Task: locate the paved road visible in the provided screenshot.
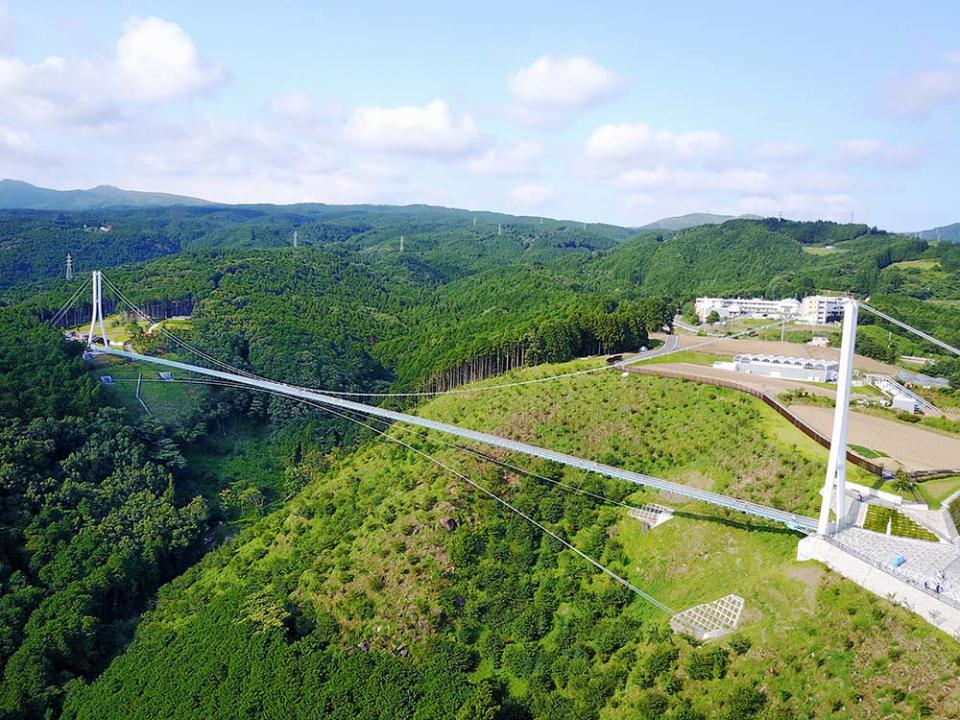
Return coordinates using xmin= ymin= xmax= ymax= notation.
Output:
xmin=620 ymin=335 xmax=680 ymax=366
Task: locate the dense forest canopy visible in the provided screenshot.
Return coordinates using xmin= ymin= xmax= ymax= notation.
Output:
xmin=0 ymin=206 xmax=958 ymax=718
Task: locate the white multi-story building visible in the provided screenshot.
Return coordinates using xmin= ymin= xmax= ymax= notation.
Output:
xmin=694 ymin=294 xmax=844 ymax=325
xmin=799 ymin=295 xmax=844 ymax=325
xmin=694 ymin=297 xmax=801 ymax=323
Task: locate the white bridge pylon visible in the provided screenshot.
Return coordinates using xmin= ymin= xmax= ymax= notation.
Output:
xmin=817 ymin=298 xmax=858 ymax=536
xmin=87 ymin=270 xmax=109 ymax=348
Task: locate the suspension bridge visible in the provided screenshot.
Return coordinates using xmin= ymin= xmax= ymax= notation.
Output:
xmin=58 ymin=270 xmax=960 ymax=634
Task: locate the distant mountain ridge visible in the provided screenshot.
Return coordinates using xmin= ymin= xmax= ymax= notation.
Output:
xmin=638 ymin=212 xmax=763 ymax=231
xmin=912 ymin=223 xmax=960 ymax=242
xmin=0 ymin=179 xmax=215 ymax=210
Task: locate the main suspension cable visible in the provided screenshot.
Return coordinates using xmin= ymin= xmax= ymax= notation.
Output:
xmin=860 ymin=302 xmax=960 ymax=357
xmin=303 ymin=397 xmax=676 ymax=614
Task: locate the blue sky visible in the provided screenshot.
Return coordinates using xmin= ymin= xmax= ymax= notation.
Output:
xmin=1 ymin=1 xmax=958 ymax=229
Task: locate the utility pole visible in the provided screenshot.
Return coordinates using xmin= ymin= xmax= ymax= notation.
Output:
xmin=65 ymin=254 xmax=73 ymax=281
xmin=817 ymin=298 xmax=858 ymax=535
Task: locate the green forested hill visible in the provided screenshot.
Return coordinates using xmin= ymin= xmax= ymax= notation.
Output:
xmin=59 ymin=361 xmax=960 ymax=719
xmin=1 ymin=211 xmax=960 ymax=718
xmin=0 ymin=204 xmax=633 ymax=289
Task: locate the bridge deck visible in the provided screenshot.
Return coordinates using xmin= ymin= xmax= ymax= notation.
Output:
xmin=94 ymin=347 xmax=818 ymax=532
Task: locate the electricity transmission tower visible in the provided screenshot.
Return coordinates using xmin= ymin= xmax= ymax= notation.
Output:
xmin=65 ymin=254 xmax=73 ymax=281
xmin=293 ymin=230 xmax=299 ymax=248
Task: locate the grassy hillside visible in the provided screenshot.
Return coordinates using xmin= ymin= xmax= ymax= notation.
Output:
xmin=61 ymin=361 xmax=958 ymax=720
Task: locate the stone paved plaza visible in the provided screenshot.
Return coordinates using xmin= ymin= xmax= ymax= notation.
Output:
xmin=831 ymin=527 xmax=960 ymax=607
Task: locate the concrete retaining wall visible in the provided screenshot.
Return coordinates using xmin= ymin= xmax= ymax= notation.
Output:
xmin=798 ymin=536 xmax=960 ymax=638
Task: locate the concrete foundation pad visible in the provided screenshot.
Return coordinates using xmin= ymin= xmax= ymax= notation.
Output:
xmin=798 ymin=535 xmax=960 ymax=638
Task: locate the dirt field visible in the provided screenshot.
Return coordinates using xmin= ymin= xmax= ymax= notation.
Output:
xmin=790 ymin=404 xmax=960 ymax=473
xmin=653 ymin=333 xmax=898 ymax=373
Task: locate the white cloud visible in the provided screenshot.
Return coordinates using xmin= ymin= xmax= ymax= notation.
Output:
xmin=756 ymin=140 xmax=811 ymax=163
xmin=0 ymin=124 xmax=30 ymax=152
xmin=509 ymin=55 xmax=622 ymax=110
xmin=613 ymin=166 xmax=771 ymax=194
xmin=507 ymin=55 xmax=622 ymax=125
xmin=119 ymin=112 xmax=446 ymax=205
xmin=266 ymin=91 xmax=318 ymax=124
xmin=116 ymin=17 xmax=222 ymax=102
xmin=343 ymin=99 xmax=480 ymax=156
xmin=885 ymin=50 xmax=960 ymax=116
xmin=465 ymin=140 xmax=542 ymax=176
xmin=508 ymin=183 xmax=553 ymax=209
xmin=733 ymin=193 xmax=853 ymax=221
xmin=584 ymin=123 xmax=729 ymax=163
xmin=835 ymin=138 xmax=922 ymax=167
xmin=134 ymin=114 xmax=339 ymax=178
xmin=836 ymin=138 xmax=883 ymax=163
xmin=0 ymin=16 xmax=221 ymax=129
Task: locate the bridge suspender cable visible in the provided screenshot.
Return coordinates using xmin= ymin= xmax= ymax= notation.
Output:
xmin=99 ymin=274 xmax=271 ymax=382
xmin=860 ymin=302 xmax=960 ymax=357
xmin=47 ymin=274 xmax=92 ymax=327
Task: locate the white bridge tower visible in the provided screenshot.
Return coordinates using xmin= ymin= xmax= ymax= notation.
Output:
xmin=817 ymin=297 xmax=858 ymax=535
xmin=87 ymin=270 xmax=110 ymax=348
